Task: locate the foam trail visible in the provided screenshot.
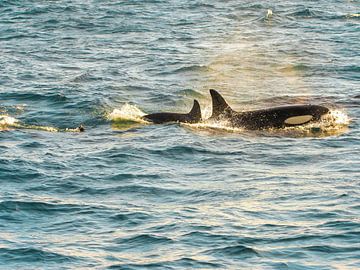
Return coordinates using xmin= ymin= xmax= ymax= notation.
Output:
xmin=0 ymin=115 xmax=83 ymax=132
xmin=347 ymin=13 xmax=360 ymax=18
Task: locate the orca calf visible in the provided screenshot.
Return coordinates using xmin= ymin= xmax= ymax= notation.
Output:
xmin=209 ymin=89 xmax=329 ymax=130
xmin=143 ymin=100 xmax=202 ymax=124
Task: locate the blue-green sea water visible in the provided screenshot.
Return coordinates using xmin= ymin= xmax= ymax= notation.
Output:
xmin=1 ymin=1 xmax=359 ymax=269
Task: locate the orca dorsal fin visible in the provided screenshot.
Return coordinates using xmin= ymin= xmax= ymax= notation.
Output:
xmin=187 ymin=99 xmax=202 ymax=122
xmin=209 ymin=89 xmax=233 ymax=118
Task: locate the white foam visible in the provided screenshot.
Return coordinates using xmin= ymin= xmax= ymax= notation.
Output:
xmin=183 ymin=119 xmax=245 ymax=133
xmin=323 ymin=109 xmax=350 ymax=126
xmin=0 ymin=115 xmax=19 ymax=126
xmin=266 ymin=9 xmax=273 ymax=19
xmin=108 ymin=103 xmax=146 ymax=122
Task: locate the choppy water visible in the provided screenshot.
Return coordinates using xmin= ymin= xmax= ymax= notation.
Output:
xmin=1 ymin=1 xmax=359 ymax=269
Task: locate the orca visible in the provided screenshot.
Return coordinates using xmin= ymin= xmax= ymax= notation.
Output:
xmin=143 ymin=99 xmax=202 ymax=124
xmin=209 ymin=89 xmax=329 ymax=130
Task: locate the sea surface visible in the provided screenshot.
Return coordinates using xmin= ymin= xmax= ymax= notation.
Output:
xmin=0 ymin=1 xmax=359 ymax=269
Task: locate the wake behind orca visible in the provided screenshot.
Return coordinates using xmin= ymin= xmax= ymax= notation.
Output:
xmin=142 ymin=89 xmax=330 ymax=130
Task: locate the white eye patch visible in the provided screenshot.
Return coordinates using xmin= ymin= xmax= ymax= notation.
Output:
xmin=284 ymin=115 xmax=313 ymax=125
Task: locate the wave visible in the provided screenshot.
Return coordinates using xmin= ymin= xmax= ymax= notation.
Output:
xmin=1 ymin=92 xmax=67 ymax=103
xmin=287 ymin=8 xmax=317 ymax=18
xmin=175 ymin=89 xmax=205 ymax=99
xmin=0 ymin=247 xmax=78 ymax=263
xmin=304 ymin=245 xmax=360 ymax=253
xmin=108 ymin=258 xmax=223 ymax=269
xmin=203 ymin=244 xmax=259 ymax=258
xmin=157 ymin=65 xmax=211 ymax=76
xmin=109 ymin=212 xmax=153 ymax=226
xmin=114 ymin=234 xmax=173 ymax=246
xmin=0 ymin=200 xmax=94 ymax=215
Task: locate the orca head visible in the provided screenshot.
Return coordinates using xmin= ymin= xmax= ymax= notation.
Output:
xmin=283 ymin=105 xmax=330 ymax=126
xmin=307 ymin=104 xmax=329 ymax=120
xmin=209 ymin=89 xmax=235 ymax=119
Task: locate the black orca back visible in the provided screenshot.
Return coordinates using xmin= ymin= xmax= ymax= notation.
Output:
xmin=143 ymin=99 xmax=201 ymax=124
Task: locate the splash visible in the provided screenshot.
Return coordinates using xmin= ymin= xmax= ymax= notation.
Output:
xmin=108 ymin=103 xmax=146 ymax=122
xmin=0 ymin=115 xmax=19 ymax=127
xmin=322 ymin=109 xmax=350 ymax=126
xmin=108 ymin=103 xmax=149 ymax=130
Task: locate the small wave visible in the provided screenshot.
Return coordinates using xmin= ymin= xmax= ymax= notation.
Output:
xmin=158 ymin=65 xmax=210 ymax=76
xmin=105 ymin=233 xmax=174 ymax=253
xmin=287 ymin=8 xmax=317 ymax=18
xmin=204 ymin=244 xmax=259 ymax=258
xmin=320 ymin=220 xmax=360 ymax=230
xmin=279 ymin=63 xmax=310 ymax=72
xmin=109 ymin=212 xmax=153 ymax=227
xmin=0 ymin=200 xmax=92 ymax=215
xmin=175 ymin=89 xmax=205 ymax=99
xmin=79 ymin=184 xmax=183 ymax=198
xmin=0 ymin=247 xmax=78 ymax=263
xmin=2 ymin=92 xmax=67 ymax=103
xmin=304 ymin=245 xmax=360 ymax=253
xmin=148 ymin=145 xmax=217 ymax=157
xmin=115 ymin=234 xmax=173 ymax=245
xmin=108 ymin=258 xmax=223 ymax=270
xmin=71 ymin=71 xmax=92 ymax=82
xmin=108 ymin=262 xmax=165 ymax=269
xmin=182 ymin=231 xmax=237 ymax=244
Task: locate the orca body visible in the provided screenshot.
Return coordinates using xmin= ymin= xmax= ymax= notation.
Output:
xmin=143 ymin=100 xmax=202 ymax=124
xmin=209 ymin=89 xmax=329 ymax=130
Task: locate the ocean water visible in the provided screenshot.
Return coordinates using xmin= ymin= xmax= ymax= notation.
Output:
xmin=0 ymin=0 xmax=359 ymax=269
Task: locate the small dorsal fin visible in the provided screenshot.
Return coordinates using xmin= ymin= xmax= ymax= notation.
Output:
xmin=188 ymin=99 xmax=202 ymax=122
xmin=209 ymin=89 xmax=233 ymax=118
